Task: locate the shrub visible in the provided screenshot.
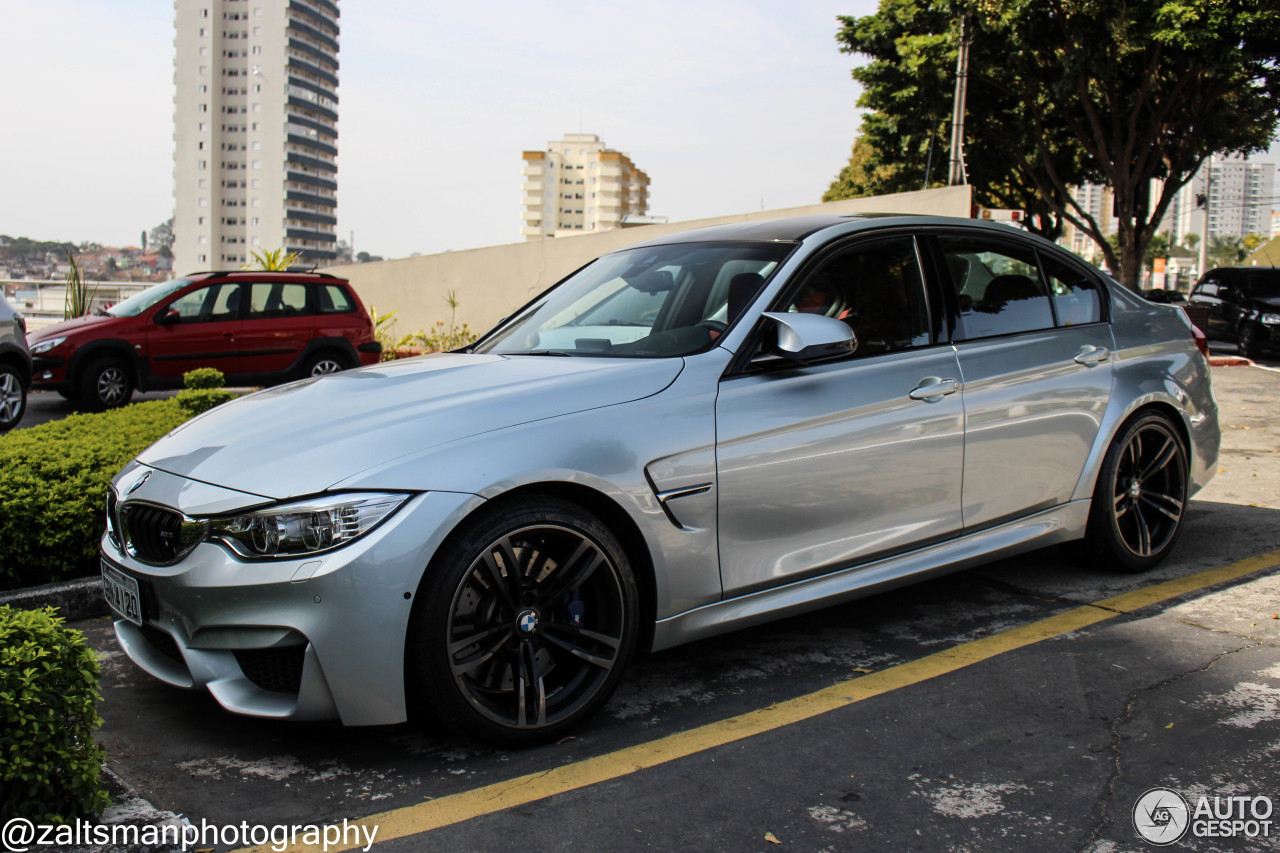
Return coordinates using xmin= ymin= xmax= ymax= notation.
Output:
xmin=0 ymin=400 xmax=187 ymax=590
xmin=176 ymin=368 xmax=235 ymax=417
xmin=182 ymin=367 xmax=225 ymax=390
xmin=0 ymin=605 xmax=109 ymax=823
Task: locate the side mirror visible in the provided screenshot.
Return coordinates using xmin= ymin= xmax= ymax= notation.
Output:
xmin=760 ymin=312 xmax=857 ymax=363
xmin=155 ymin=309 xmax=181 ymax=326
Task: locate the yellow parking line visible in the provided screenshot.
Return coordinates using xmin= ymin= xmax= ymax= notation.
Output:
xmin=241 ymin=548 xmax=1280 ymax=853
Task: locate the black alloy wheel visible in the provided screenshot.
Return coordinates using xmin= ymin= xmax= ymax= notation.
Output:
xmin=80 ymin=357 xmax=134 ymax=411
xmin=1237 ymin=322 xmax=1261 ymax=361
xmin=1075 ymin=411 xmax=1189 ymax=573
xmin=410 ymin=496 xmax=638 ymax=745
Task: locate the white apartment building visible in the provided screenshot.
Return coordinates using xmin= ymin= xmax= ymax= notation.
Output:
xmin=172 ymin=0 xmax=339 ymax=274
xmin=1167 ymin=154 xmax=1275 ymax=244
xmin=521 ymin=134 xmax=650 ymax=240
xmin=1060 ymin=183 xmax=1117 ymax=260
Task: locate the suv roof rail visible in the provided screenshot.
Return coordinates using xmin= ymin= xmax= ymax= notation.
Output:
xmin=183 ymin=270 xmax=344 ymax=280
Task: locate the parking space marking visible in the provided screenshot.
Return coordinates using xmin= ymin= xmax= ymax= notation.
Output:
xmin=240 ymin=548 xmax=1280 ymax=853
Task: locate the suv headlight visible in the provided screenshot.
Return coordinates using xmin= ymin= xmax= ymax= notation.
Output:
xmin=30 ymin=336 xmax=67 ymax=354
xmin=208 ymin=492 xmax=410 ymax=559
xmin=1261 ymin=313 xmax=1280 ymax=325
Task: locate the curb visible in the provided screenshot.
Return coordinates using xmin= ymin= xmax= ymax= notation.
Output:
xmin=0 ymin=575 xmax=107 ymax=620
xmin=1209 ymin=356 xmax=1254 ymax=367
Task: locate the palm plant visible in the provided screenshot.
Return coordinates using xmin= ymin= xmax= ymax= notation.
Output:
xmin=62 ymin=250 xmax=97 ymax=319
xmin=242 ymin=248 xmax=302 ymax=271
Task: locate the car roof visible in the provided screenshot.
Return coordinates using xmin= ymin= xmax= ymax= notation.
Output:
xmin=621 ymin=214 xmax=1041 ymax=249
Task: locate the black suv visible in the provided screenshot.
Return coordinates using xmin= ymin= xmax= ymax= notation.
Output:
xmin=1188 ymin=267 xmax=1280 ymax=359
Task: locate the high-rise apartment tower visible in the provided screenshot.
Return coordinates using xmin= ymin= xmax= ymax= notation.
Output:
xmin=521 ymin=134 xmax=650 ymax=240
xmin=172 ymin=0 xmax=339 ymax=273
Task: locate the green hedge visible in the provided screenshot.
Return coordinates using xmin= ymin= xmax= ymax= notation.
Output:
xmin=0 ymin=605 xmax=109 ymax=822
xmin=0 ymin=401 xmax=187 ymax=590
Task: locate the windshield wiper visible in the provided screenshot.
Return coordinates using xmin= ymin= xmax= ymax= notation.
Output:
xmin=506 ymin=349 xmax=574 ymax=357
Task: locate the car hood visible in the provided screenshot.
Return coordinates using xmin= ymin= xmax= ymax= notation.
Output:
xmin=27 ymin=312 xmax=131 ymax=342
xmin=139 ymin=353 xmax=684 ymax=500
xmin=1252 ymin=295 xmax=1280 ymax=312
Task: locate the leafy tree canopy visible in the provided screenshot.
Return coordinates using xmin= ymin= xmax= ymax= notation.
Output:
xmin=830 ymin=0 xmax=1280 ymax=288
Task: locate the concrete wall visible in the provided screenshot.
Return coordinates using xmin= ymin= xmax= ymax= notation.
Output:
xmin=323 ymin=186 xmax=973 ymax=336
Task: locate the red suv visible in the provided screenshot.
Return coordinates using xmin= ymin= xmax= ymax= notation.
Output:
xmin=27 ymin=271 xmax=382 ymax=410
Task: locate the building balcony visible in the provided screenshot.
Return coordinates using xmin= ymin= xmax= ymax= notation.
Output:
xmin=286 ymin=152 xmax=338 ymax=174
xmin=288 ymin=0 xmax=339 ymax=36
xmin=288 ymin=76 xmax=338 ymax=106
xmin=288 ymin=37 xmax=338 ymax=71
xmin=285 ymin=208 xmax=338 ymax=226
xmin=524 ymin=182 xmax=544 ymax=193
xmin=287 ymin=134 xmax=338 ymax=157
xmin=286 ymin=227 xmax=336 ymax=244
xmin=286 ymin=171 xmax=337 ymax=192
xmin=522 ymin=194 xmax=544 ymax=206
xmin=287 ymin=55 xmax=339 ymax=88
xmin=286 ymin=190 xmax=336 ymax=208
xmin=522 ymin=166 xmax=544 ymax=177
xmin=286 ymin=16 xmax=338 ymax=52
xmin=287 ymin=96 xmax=337 ymax=123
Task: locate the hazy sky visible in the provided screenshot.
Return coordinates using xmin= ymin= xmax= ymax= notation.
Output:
xmin=0 ymin=0 xmax=882 ymax=259
xmin=2 ymin=1 xmax=1276 ymax=260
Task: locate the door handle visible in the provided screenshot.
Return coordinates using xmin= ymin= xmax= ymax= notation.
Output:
xmin=1074 ymin=345 xmax=1110 ymax=366
xmin=909 ymin=377 xmax=961 ymax=401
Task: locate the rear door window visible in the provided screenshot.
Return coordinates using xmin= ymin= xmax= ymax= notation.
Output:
xmin=1041 ymin=254 xmax=1102 ymax=326
xmin=938 ymin=236 xmax=1054 ymax=339
xmin=246 ymin=282 xmax=310 ymax=319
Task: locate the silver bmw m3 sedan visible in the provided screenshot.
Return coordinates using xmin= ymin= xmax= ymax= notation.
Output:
xmin=102 ymin=215 xmax=1219 ymax=745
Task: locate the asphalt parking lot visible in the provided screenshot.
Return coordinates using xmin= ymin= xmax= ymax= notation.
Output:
xmin=64 ymin=359 xmax=1280 ymax=853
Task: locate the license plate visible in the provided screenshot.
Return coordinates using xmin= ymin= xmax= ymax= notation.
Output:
xmin=101 ymin=561 xmax=142 ymax=626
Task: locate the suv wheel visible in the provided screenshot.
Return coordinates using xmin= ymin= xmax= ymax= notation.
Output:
xmin=1237 ymin=322 xmax=1261 ymax=361
xmin=80 ymin=357 xmax=134 ymax=411
xmin=0 ymin=363 xmax=26 ymax=431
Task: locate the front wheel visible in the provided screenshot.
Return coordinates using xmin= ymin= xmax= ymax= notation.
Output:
xmin=0 ymin=364 xmax=26 ymax=431
xmin=408 ymin=495 xmax=639 ymax=746
xmin=1074 ymin=412 xmax=1189 ymax=573
xmin=79 ymin=357 xmax=133 ymax=411
xmin=1238 ymin=322 xmax=1261 ymax=360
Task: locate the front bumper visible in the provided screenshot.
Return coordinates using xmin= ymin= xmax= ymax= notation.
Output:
xmin=103 ymin=469 xmax=484 ymax=726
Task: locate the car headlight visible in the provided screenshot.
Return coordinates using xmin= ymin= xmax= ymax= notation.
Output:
xmin=208 ymin=492 xmax=410 ymax=559
xmin=1261 ymin=313 xmax=1280 ymax=325
xmin=30 ymin=336 xmax=67 ymax=354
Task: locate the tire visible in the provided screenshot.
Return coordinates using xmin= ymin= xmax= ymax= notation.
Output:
xmin=1237 ymin=322 xmax=1261 ymax=361
xmin=0 ymin=364 xmax=26 ymax=431
xmin=303 ymin=350 xmax=348 ymax=377
xmin=1074 ymin=411 xmax=1189 ymax=573
xmin=79 ymin=357 xmax=133 ymax=411
xmin=408 ymin=495 xmax=639 ymax=746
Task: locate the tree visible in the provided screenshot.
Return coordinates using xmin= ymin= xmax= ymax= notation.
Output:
xmin=148 ymin=219 xmax=173 ymax=251
xmin=1207 ymin=235 xmax=1246 ymax=267
xmin=832 ymin=0 xmax=1280 ymax=289
xmin=355 ymin=251 xmax=383 ymax=264
xmin=243 ymin=248 xmax=301 ymax=271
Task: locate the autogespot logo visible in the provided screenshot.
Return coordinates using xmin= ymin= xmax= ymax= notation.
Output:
xmin=1134 ymin=788 xmax=1191 ymax=845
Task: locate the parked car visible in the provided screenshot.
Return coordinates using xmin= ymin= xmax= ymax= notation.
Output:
xmin=26 ymin=270 xmax=381 ymax=410
xmin=0 ymin=292 xmax=33 ymax=431
xmin=1140 ymin=287 xmax=1187 ymax=305
xmin=102 ymin=215 xmax=1219 ymax=745
xmin=1187 ymin=266 xmax=1280 ymax=359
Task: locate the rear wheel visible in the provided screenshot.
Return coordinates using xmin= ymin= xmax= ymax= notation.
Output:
xmin=0 ymin=364 xmax=26 ymax=431
xmin=1073 ymin=411 xmax=1189 ymax=573
xmin=303 ymin=350 xmax=348 ymax=377
xmin=79 ymin=357 xmax=133 ymax=411
xmin=408 ymin=495 xmax=638 ymax=746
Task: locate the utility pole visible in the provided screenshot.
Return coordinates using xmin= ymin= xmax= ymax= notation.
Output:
xmin=948 ymin=13 xmax=970 ymax=187
xmin=1198 ymin=163 xmax=1212 ymax=275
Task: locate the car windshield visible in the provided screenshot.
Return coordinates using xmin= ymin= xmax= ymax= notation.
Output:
xmin=106 ymin=279 xmax=194 ymax=317
xmin=1239 ymin=272 xmax=1280 ymax=299
xmin=475 ymin=241 xmax=793 ymax=358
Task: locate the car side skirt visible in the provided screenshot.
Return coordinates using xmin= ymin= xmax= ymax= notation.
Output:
xmin=651 ymin=500 xmax=1090 ymax=651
